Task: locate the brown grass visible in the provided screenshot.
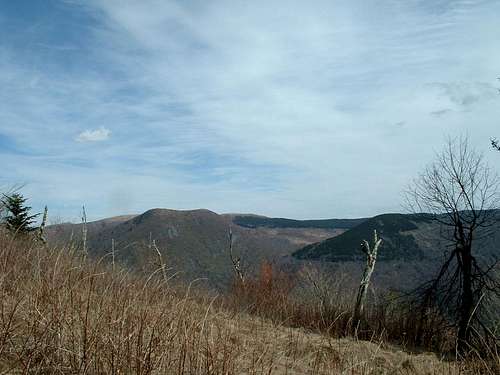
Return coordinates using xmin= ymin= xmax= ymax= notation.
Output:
xmin=0 ymin=232 xmax=497 ymax=374
xmin=227 ymin=261 xmax=449 ymax=348
xmin=226 ymin=261 xmax=500 ymax=373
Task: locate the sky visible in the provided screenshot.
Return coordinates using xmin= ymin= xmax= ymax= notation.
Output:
xmin=1 ymin=0 xmax=499 ymax=222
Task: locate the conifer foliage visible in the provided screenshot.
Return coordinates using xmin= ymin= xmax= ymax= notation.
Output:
xmin=1 ymin=193 xmax=39 ymax=234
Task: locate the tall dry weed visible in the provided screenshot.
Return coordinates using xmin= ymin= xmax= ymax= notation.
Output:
xmin=0 ymin=231 xmax=498 ymax=374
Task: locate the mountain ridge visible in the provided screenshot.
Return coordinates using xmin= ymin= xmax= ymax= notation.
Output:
xmin=47 ymin=208 xmax=500 ymax=290
xmin=47 ymin=208 xmax=349 ymax=288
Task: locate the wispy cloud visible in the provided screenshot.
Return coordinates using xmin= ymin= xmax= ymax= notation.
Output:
xmin=431 ymin=82 xmax=498 ymax=107
xmin=76 ymin=127 xmax=111 ymax=142
xmin=0 ymin=0 xmax=499 ymax=220
xmin=430 ymin=109 xmax=451 ymax=117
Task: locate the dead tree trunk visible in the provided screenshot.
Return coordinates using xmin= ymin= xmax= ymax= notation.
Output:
xmin=36 ymin=206 xmax=48 ymax=281
xmin=37 ymin=206 xmax=48 ymax=244
xmin=353 ymin=230 xmax=382 ymax=329
xmin=457 ymin=243 xmax=474 ymax=352
xmin=228 ymin=227 xmax=245 ymax=285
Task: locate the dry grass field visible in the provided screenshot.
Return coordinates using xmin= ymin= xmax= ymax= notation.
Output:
xmin=0 ymin=231 xmax=497 ymax=374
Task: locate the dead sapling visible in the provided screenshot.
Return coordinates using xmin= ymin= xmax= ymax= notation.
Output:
xmin=111 ymin=238 xmax=115 ymax=271
xmin=81 ymin=205 xmax=88 ymax=260
xmin=228 ymin=227 xmax=245 ymax=286
xmin=152 ymin=239 xmax=168 ymax=284
xmin=35 ymin=205 xmax=48 ymax=280
xmin=353 ymin=229 xmax=382 ymax=331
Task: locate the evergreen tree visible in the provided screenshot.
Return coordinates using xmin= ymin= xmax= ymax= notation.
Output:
xmin=1 ymin=193 xmax=39 ymax=234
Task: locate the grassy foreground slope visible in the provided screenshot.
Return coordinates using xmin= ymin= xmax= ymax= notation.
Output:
xmin=0 ymin=232 xmax=492 ymax=374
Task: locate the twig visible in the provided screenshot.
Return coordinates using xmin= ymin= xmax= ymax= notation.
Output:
xmin=81 ymin=205 xmax=87 ymax=260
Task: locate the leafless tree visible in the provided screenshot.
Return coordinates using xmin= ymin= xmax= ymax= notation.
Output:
xmin=299 ymin=264 xmax=337 ymax=309
xmin=405 ymin=136 xmax=500 ymax=354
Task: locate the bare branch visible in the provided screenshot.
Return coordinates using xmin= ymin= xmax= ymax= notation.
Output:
xmin=491 ymin=138 xmax=500 ymax=152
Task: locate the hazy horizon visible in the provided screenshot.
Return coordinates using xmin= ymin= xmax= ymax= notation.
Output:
xmin=1 ymin=0 xmax=499 ymax=222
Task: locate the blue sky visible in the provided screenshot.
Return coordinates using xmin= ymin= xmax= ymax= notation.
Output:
xmin=1 ymin=0 xmax=499 ymax=221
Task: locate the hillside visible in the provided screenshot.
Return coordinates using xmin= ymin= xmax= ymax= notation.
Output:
xmin=293 ymin=212 xmax=500 ymax=262
xmin=48 ymin=210 xmax=500 ymax=292
xmin=293 ymin=214 xmax=432 ymax=261
xmin=47 ymin=209 xmax=347 ymax=288
xmin=232 ymin=215 xmax=367 ymax=229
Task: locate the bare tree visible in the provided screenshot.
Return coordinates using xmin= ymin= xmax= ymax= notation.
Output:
xmin=405 ymin=136 xmax=500 ymax=354
xmin=353 ymin=230 xmax=382 ymax=329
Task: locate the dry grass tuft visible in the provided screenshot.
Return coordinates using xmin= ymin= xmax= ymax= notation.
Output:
xmin=0 ymin=232 xmax=497 ymax=374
